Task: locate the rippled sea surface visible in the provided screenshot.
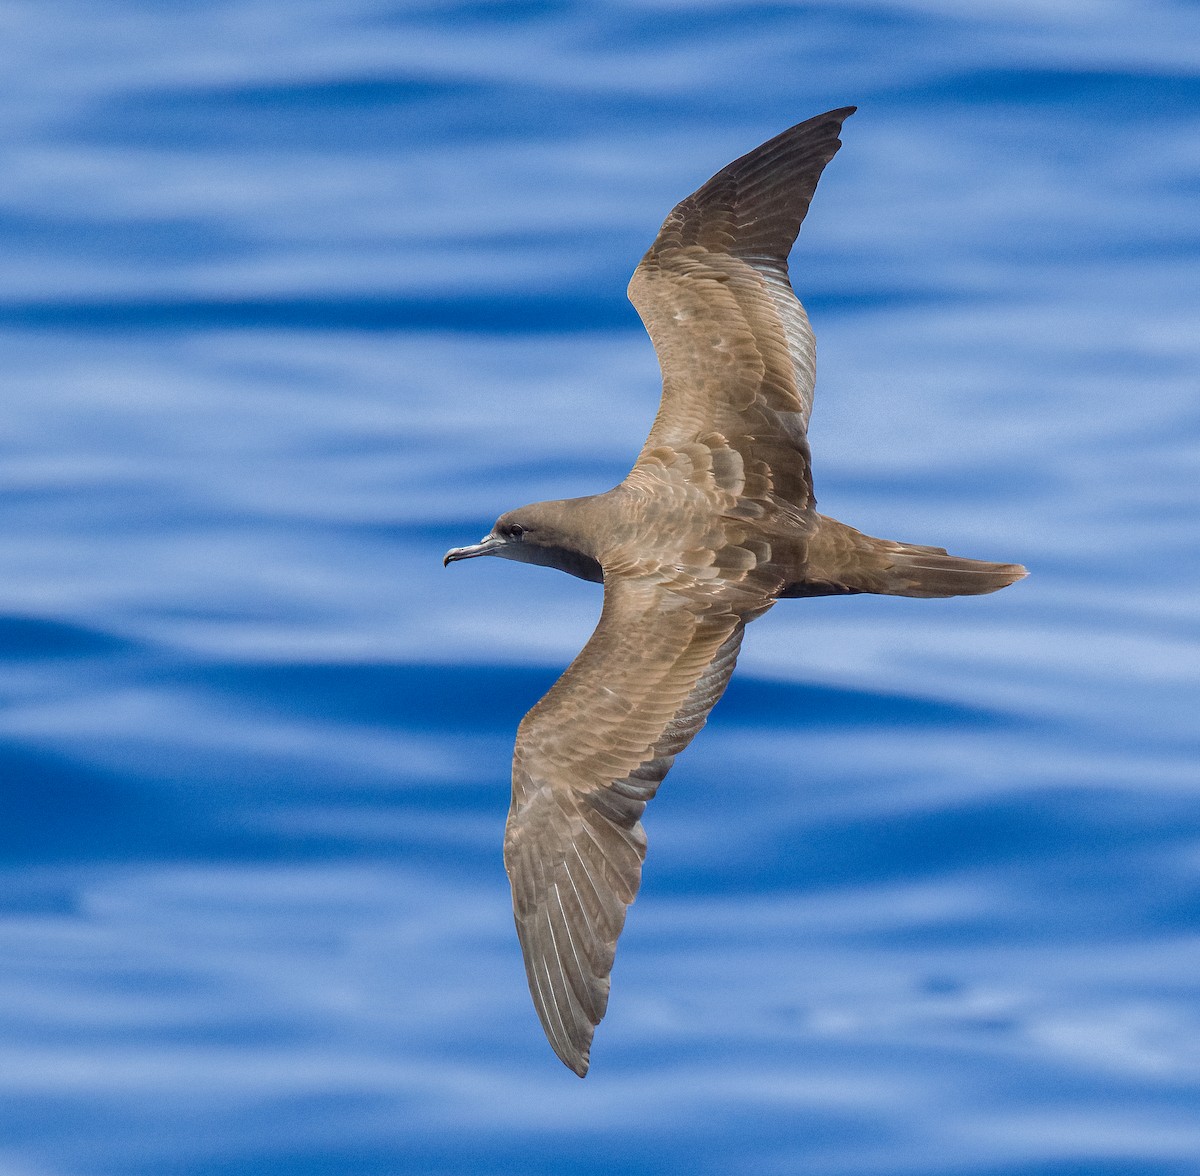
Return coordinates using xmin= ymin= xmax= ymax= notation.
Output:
xmin=3 ymin=2 xmax=1199 ymax=1173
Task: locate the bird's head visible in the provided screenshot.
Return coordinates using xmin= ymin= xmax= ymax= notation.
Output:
xmin=442 ymin=507 xmax=537 ymax=566
xmin=443 ymin=500 xmax=604 ymax=583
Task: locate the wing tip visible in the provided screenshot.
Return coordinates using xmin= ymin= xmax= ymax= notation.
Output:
xmin=641 ymin=104 xmax=861 ymax=264
xmin=783 ymin=104 xmax=857 ymax=155
xmin=815 ymin=104 xmax=857 ymax=127
xmin=547 ymin=1024 xmax=594 ymax=1077
xmin=565 ymin=1048 xmax=591 ymax=1078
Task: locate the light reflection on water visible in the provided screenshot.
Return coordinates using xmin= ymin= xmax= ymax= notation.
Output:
xmin=1 ymin=2 xmax=1199 ymax=1173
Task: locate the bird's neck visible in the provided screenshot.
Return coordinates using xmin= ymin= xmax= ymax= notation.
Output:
xmin=523 ymin=494 xmax=613 ymax=583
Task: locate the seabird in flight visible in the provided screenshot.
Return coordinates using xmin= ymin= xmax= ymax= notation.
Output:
xmin=444 ymin=107 xmax=1025 ymax=1076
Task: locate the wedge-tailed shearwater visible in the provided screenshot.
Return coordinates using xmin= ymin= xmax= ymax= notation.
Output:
xmin=444 ymin=107 xmax=1025 ymax=1076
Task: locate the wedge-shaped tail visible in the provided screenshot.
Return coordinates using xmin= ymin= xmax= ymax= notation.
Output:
xmin=786 ymin=517 xmax=1027 ymax=599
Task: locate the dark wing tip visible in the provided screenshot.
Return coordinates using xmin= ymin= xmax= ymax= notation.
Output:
xmin=508 ymin=824 xmax=624 ymax=1080
xmin=564 ymin=1043 xmax=591 ymax=1078
xmin=527 ymin=956 xmax=598 ymax=1077
xmin=648 ymin=105 xmax=858 ymax=263
xmin=715 ymin=105 xmax=857 ymax=191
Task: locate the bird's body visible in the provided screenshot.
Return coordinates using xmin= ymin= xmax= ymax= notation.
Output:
xmin=444 ymin=107 xmax=1025 ymax=1076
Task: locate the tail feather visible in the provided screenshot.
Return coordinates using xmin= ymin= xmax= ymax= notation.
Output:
xmin=786 ymin=517 xmax=1027 ymax=600
xmin=876 ymin=544 xmax=1028 ymax=598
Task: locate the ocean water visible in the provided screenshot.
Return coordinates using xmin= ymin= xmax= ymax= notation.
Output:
xmin=2 ymin=1 xmax=1199 ymax=1173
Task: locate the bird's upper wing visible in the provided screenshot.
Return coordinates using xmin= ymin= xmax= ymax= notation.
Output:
xmin=504 ymin=575 xmax=747 ymax=1075
xmin=628 ymin=107 xmax=855 ymax=517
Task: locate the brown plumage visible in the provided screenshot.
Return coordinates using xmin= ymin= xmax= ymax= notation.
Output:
xmin=444 ymin=107 xmax=1026 ymax=1076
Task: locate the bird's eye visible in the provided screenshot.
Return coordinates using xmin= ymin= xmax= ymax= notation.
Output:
xmin=507 ymin=524 xmax=526 ymax=539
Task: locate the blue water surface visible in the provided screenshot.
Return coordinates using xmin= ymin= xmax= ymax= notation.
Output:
xmin=2 ymin=2 xmax=1199 ymax=1173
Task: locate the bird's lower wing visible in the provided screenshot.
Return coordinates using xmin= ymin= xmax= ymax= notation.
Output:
xmin=505 ymin=577 xmax=746 ymax=1075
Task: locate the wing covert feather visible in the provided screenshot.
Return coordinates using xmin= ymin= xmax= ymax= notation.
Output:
xmin=628 ymin=107 xmax=855 ymax=513
xmin=505 ymin=579 xmax=745 ymax=1075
